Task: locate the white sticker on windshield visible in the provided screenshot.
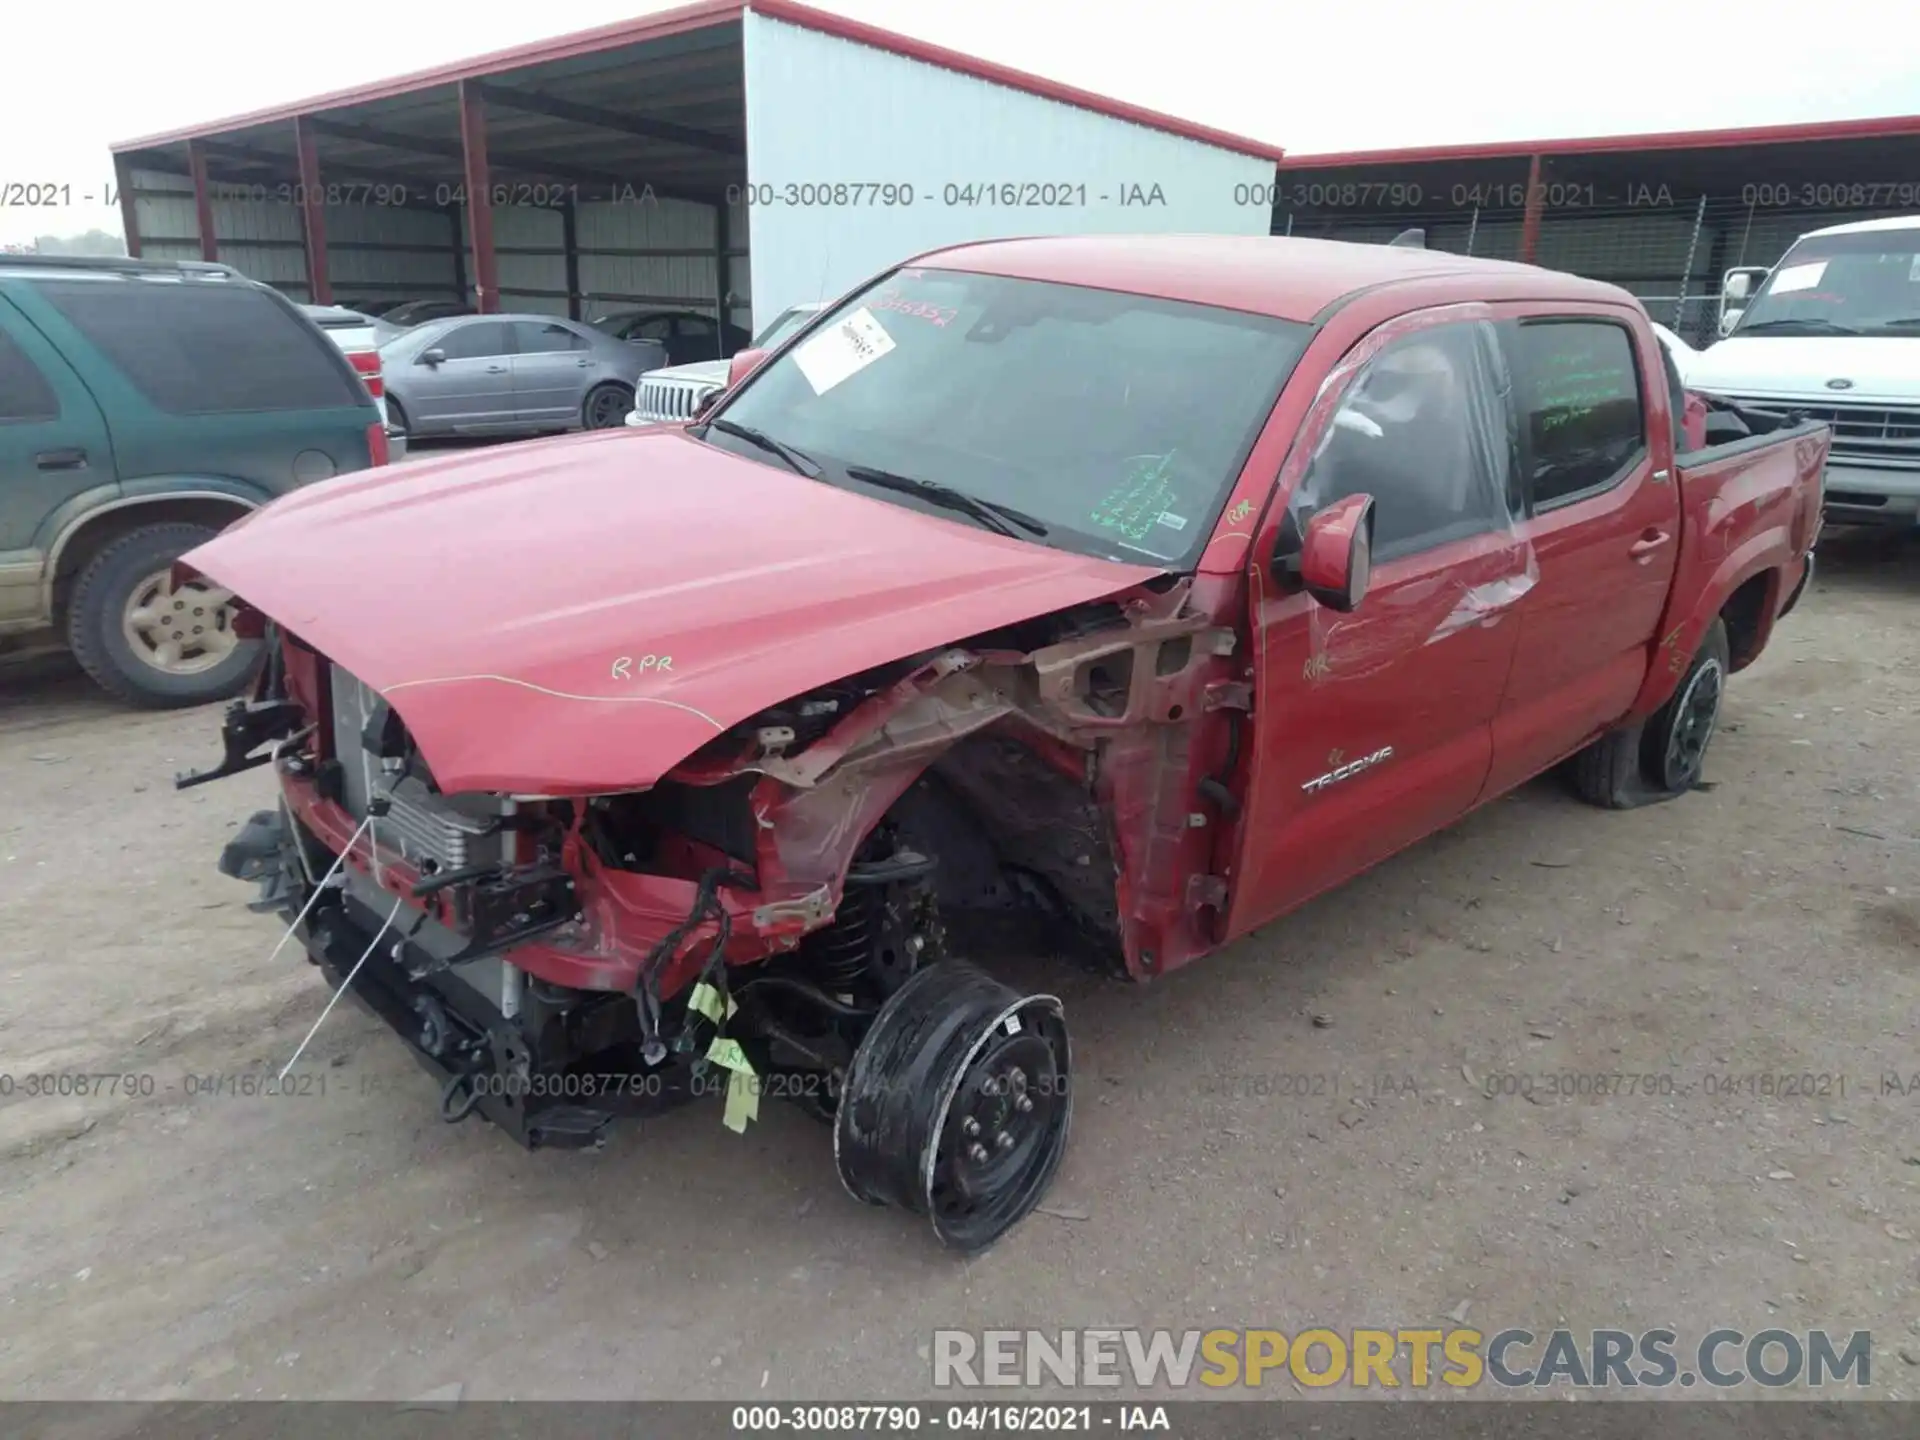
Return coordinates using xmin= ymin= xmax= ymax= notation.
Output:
xmin=1910 ymin=254 xmax=1920 ymax=283
xmin=1156 ymin=511 xmax=1188 ymax=531
xmin=792 ymin=307 xmax=896 ymax=395
xmin=1770 ymin=261 xmax=1827 ymax=294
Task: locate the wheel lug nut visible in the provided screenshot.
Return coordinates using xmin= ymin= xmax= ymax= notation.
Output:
xmin=967 ymin=1142 xmax=989 ymax=1164
xmin=996 ymin=1130 xmax=1014 ymax=1151
xmin=963 ymin=1117 xmax=980 ymax=1137
xmin=1014 ymin=1093 xmax=1033 ymax=1113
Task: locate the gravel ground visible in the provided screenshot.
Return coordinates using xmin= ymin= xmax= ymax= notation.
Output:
xmin=0 ymin=526 xmax=1916 ymax=1404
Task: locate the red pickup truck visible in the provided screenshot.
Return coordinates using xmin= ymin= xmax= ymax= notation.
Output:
xmin=178 ymin=235 xmax=1826 ymax=1254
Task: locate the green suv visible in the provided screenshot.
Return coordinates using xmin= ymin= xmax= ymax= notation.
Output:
xmin=0 ymin=255 xmax=386 ymax=705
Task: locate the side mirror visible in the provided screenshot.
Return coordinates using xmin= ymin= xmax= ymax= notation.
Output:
xmin=693 ymin=388 xmax=723 ymax=420
xmin=1297 ymin=494 xmax=1376 ymax=613
xmin=726 ymin=347 xmax=769 ymax=389
xmin=419 ymin=348 xmax=445 ymax=367
xmin=1718 ymin=266 xmax=1768 ymax=335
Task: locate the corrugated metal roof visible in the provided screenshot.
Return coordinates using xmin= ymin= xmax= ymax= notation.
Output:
xmin=1279 ymin=114 xmax=1920 ymax=169
xmin=111 ymin=0 xmax=1286 ymax=163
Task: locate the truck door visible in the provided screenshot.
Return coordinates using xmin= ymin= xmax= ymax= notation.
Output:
xmin=0 ymin=298 xmax=115 ymax=627
xmin=1478 ymin=307 xmax=1682 ymax=800
xmin=1227 ymin=309 xmax=1531 ymax=937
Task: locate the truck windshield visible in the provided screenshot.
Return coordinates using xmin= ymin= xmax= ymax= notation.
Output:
xmin=1734 ymin=228 xmax=1920 ymax=335
xmin=702 ymin=268 xmax=1312 ymax=566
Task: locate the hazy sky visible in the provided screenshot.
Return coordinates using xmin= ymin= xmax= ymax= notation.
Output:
xmin=3 ymin=0 xmax=1916 ymax=244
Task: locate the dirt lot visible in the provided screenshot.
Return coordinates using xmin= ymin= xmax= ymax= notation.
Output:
xmin=1 ymin=527 xmax=1917 ymax=1404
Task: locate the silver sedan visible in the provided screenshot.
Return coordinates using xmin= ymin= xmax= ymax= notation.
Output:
xmin=379 ymin=314 xmax=668 ymax=441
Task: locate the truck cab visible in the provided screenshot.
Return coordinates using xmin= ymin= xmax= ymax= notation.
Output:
xmin=1693 ymin=215 xmax=1920 ymax=527
xmin=179 ymin=235 xmax=1826 ymax=1253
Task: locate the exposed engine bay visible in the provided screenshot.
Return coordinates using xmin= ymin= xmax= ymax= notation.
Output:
xmin=185 ymin=573 xmax=1248 ymax=1251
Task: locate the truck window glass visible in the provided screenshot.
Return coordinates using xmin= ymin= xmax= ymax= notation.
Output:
xmin=1733 ymin=228 xmax=1920 ymax=334
xmin=32 ymin=279 xmax=361 ymax=415
xmin=1511 ymin=319 xmax=1645 ymax=507
xmin=436 ymin=321 xmax=515 ymax=360
xmin=514 ymin=321 xmax=586 ymax=354
xmin=1294 ymin=319 xmax=1516 ymax=560
xmin=708 ymin=270 xmax=1313 ymax=568
xmin=0 ymin=329 xmax=60 ymax=422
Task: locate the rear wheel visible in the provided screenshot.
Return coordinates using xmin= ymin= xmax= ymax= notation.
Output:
xmin=66 ymin=521 xmax=260 ymax=708
xmin=833 ymin=961 xmax=1070 ymax=1255
xmin=1568 ymin=618 xmax=1729 ymax=807
xmin=1641 ymin=618 xmax=1729 ymax=793
xmin=583 ymin=383 xmax=632 ymax=430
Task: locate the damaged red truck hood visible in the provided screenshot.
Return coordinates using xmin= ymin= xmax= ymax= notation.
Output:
xmin=187 ymin=427 xmax=1161 ymax=795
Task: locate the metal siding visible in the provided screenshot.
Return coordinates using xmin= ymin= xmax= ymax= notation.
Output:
xmin=575 ymin=196 xmax=730 ymax=317
xmin=741 ymin=14 xmax=1274 ymax=329
xmin=133 ymin=167 xmax=458 ymax=302
xmin=460 ymin=206 xmax=567 ymax=310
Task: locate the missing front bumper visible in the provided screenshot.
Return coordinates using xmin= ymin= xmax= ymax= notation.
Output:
xmin=224 ymin=810 xmax=699 ymax=1151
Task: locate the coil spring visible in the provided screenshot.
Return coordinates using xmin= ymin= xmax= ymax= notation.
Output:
xmin=813 ymin=885 xmax=876 ymax=992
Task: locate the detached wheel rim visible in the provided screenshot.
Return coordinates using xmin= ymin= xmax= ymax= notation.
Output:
xmin=929 ymin=1027 xmax=1063 ymax=1235
xmin=834 ymin=962 xmax=1071 ymax=1254
xmin=587 ymin=388 xmax=628 ymax=428
xmin=1664 ymin=656 xmax=1723 ymax=789
xmin=120 ymin=568 xmax=239 ymax=676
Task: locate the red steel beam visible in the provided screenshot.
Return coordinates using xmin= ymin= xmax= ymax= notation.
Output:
xmin=187 ymin=140 xmax=219 ymax=262
xmin=458 ymin=79 xmax=499 ymax=314
xmin=113 ymin=154 xmax=143 ymax=258
xmin=293 ymin=116 xmax=333 ymax=304
xmin=1519 ymin=154 xmax=1545 ymax=265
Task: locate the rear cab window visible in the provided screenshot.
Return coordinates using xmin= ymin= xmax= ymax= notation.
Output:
xmin=1507 ymin=319 xmax=1647 ymax=509
xmin=31 ymin=278 xmax=366 ymax=415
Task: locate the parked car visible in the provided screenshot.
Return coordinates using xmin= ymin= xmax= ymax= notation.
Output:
xmin=178 ymin=235 xmax=1824 ymax=1253
xmin=301 ymin=304 xmax=406 ymax=461
xmin=379 ymin=314 xmax=665 ymax=440
xmin=1691 ymin=215 xmax=1920 ymax=528
xmin=590 ymin=306 xmax=750 ymax=366
xmin=302 ymin=303 xmax=402 ymax=350
xmin=628 ymin=301 xmax=827 ymax=425
xmin=0 ymin=255 xmax=386 ymax=705
xmin=382 ymin=298 xmax=474 ymax=328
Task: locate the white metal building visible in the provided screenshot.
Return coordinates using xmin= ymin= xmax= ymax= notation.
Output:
xmin=109 ymin=0 xmax=1286 ymax=335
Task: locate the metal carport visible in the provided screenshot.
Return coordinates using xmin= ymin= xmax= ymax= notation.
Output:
xmin=1266 ymin=116 xmax=1920 ymax=343
xmin=109 ymin=0 xmax=1287 ymax=337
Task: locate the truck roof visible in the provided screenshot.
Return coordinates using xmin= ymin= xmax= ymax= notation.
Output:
xmin=1799 ymin=214 xmax=1920 ymax=240
xmin=912 ymin=234 xmax=1635 ymax=324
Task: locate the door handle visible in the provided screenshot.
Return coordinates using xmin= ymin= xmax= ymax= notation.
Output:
xmin=35 ymin=447 xmax=87 ymax=471
xmin=486 ymin=364 xmax=508 ymax=373
xmin=1629 ymin=529 xmax=1672 ymax=560
xmin=576 ymin=359 xmax=591 ymax=367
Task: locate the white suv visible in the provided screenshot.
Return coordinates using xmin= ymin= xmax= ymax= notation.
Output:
xmin=626 ymin=302 xmax=827 ymax=426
